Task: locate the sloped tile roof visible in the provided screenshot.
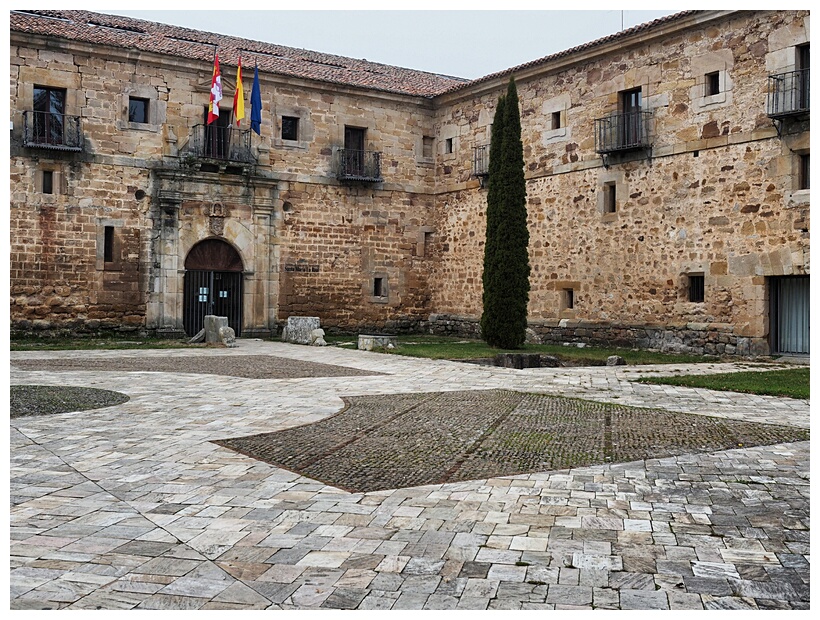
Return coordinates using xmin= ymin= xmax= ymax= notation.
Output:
xmin=9 ymin=9 xmax=468 ymax=98
xmin=439 ymin=10 xmax=699 ymax=95
xmin=10 ymin=9 xmax=698 ymax=99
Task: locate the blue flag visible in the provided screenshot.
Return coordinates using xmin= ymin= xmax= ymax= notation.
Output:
xmin=250 ymin=65 xmax=262 ymax=135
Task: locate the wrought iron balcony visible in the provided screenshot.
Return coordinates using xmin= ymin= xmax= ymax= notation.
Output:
xmin=472 ymin=144 xmax=490 ymax=177
xmin=594 ymin=110 xmax=652 ymax=154
xmin=185 ymin=124 xmax=255 ymax=163
xmin=767 ymin=68 xmax=810 ymax=119
xmin=337 ymin=148 xmax=382 ymax=182
xmin=22 ymin=110 xmax=83 ymax=151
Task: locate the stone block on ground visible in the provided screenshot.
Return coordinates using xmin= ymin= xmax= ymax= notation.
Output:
xmin=606 ymin=355 xmax=627 ymax=366
xmin=310 ymin=328 xmax=327 ymax=346
xmin=358 ymin=334 xmax=398 ymax=351
xmin=282 ymin=317 xmax=321 ymax=345
xmin=204 ymin=315 xmax=231 ymax=346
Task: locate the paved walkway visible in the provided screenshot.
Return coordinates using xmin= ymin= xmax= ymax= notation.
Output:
xmin=10 ymin=341 xmax=810 ymax=609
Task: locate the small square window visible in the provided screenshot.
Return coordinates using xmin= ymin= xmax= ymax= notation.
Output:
xmin=799 ymin=153 xmax=810 ymax=190
xmin=604 ymin=182 xmax=617 ymax=214
xmin=705 ymin=72 xmax=720 ymax=96
xmin=42 ymin=170 xmax=54 ymax=194
xmin=422 ymin=136 xmax=434 ymax=158
xmin=445 ymin=138 xmax=454 ymax=154
xmin=282 ymin=116 xmax=299 ymax=141
xmin=128 ymin=97 xmax=149 ymax=124
xmin=688 ymin=274 xmax=705 ymax=303
xmin=551 ymin=111 xmax=562 ymax=130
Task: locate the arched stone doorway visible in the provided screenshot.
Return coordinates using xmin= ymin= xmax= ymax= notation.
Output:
xmin=183 ymin=238 xmax=244 ymax=336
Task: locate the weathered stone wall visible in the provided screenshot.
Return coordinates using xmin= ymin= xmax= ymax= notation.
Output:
xmin=276 ymin=183 xmax=436 ymax=333
xmin=429 ymin=10 xmax=810 ymax=354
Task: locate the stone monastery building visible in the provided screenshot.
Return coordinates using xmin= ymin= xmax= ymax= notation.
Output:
xmin=9 ymin=9 xmax=810 ymax=356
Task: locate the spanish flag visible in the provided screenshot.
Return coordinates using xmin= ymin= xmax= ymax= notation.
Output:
xmin=233 ymin=56 xmax=245 ymax=127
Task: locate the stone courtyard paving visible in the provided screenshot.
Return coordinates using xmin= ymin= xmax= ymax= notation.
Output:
xmin=9 ymin=340 xmax=810 ymax=609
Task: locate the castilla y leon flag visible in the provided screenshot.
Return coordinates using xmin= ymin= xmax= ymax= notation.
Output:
xmin=207 ymin=52 xmax=222 ymax=124
xmin=233 ymin=56 xmax=245 ymax=127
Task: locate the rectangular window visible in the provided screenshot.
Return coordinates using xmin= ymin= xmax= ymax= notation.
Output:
xmin=373 ymin=277 xmax=385 ymax=298
xmin=33 ymin=85 xmax=66 ymax=145
xmin=564 ymin=288 xmax=574 ymax=310
xmin=551 ymin=111 xmax=562 ymax=130
xmin=282 ymin=116 xmax=299 ymax=141
xmin=422 ymin=136 xmax=434 ymax=158
xmin=604 ymin=182 xmax=617 ymax=213
xmin=203 ymin=106 xmax=232 ymax=158
xmin=423 ymin=231 xmax=434 ymax=257
xmin=799 ymin=153 xmax=810 ymax=190
xmin=445 ymin=138 xmax=454 ymax=154
xmin=128 ymin=97 xmax=149 ymax=123
xmin=103 ymin=226 xmax=115 ymax=263
xmin=42 ymin=170 xmax=54 ymax=194
xmin=689 ymin=275 xmax=705 ymax=303
xmin=705 ymin=71 xmax=720 ymax=96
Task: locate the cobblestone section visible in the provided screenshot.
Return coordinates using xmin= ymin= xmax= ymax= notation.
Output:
xmin=12 ymin=355 xmax=382 ymax=380
xmin=10 ymin=385 xmax=130 ymax=418
xmin=216 ymin=390 xmax=808 ymax=493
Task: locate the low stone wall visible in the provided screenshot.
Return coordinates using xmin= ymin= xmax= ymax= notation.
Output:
xmin=427 ymin=314 xmax=771 ymax=357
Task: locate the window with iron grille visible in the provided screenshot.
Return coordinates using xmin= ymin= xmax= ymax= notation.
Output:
xmin=33 ymin=85 xmax=66 ymax=144
xmin=688 ymin=275 xmax=705 ymax=303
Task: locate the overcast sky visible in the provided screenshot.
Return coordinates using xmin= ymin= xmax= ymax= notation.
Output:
xmin=93 ymin=5 xmax=681 ymax=80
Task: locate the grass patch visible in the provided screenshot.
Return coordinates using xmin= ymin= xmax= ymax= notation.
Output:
xmin=11 ymin=335 xmax=197 ymax=351
xmin=636 ymin=367 xmax=809 ymax=399
xmin=325 ymin=334 xmax=715 ymax=365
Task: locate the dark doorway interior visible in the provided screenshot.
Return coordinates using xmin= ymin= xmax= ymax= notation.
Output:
xmin=184 ymin=239 xmax=243 ymax=336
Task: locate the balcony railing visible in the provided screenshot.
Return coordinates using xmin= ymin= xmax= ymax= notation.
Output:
xmin=337 ymin=148 xmax=382 ymax=182
xmin=186 ymin=124 xmax=255 ymax=163
xmin=594 ymin=110 xmax=652 ymax=154
xmin=23 ymin=110 xmax=83 ymax=151
xmin=472 ymin=144 xmax=490 ymax=177
xmin=768 ymin=68 xmax=810 ymax=119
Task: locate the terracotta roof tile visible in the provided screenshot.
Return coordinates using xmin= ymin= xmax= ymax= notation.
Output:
xmin=10 ymin=10 xmax=699 ymax=98
xmin=9 ymin=9 xmax=468 ymax=98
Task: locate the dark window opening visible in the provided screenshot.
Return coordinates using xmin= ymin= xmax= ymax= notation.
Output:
xmin=799 ymin=153 xmax=810 ymax=190
xmin=104 ymin=226 xmax=115 ymax=263
xmin=42 ymin=170 xmax=54 ymax=194
xmin=689 ymin=275 xmax=705 ymax=303
xmin=445 ymin=138 xmax=453 ymax=154
xmin=552 ymin=111 xmax=562 ymax=130
xmin=604 ymin=183 xmax=617 ymax=213
xmin=33 ymin=85 xmax=66 ymax=144
xmin=281 ymin=116 xmax=299 ymax=141
xmin=203 ymin=106 xmax=232 ymax=158
xmin=705 ymin=71 xmax=720 ymax=96
xmin=424 ymin=231 xmax=434 ymax=256
xmin=565 ymin=288 xmax=574 ymax=310
xmin=373 ymin=277 xmax=385 ymax=298
xmin=128 ymin=97 xmax=149 ymax=123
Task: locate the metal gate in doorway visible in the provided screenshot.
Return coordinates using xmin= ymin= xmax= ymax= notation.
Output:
xmin=183 ymin=238 xmax=244 ymax=337
xmin=183 ymin=270 xmax=243 ymax=337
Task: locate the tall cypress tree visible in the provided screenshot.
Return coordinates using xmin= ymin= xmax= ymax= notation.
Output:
xmin=481 ymin=77 xmax=530 ymax=349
